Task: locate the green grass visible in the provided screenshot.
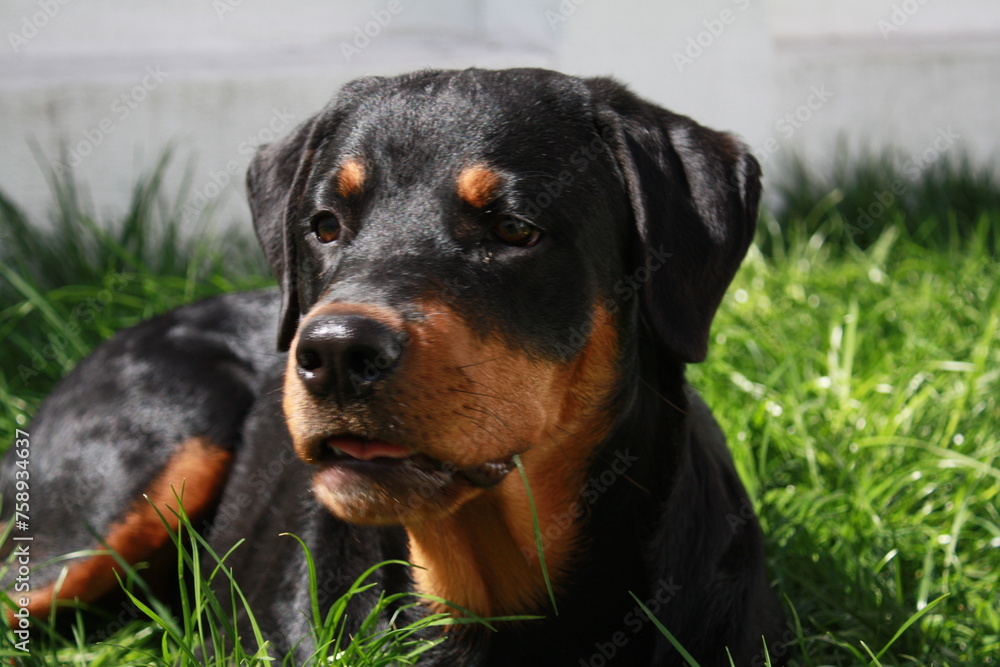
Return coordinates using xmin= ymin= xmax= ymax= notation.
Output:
xmin=0 ymin=154 xmax=272 ymax=434
xmin=0 ymin=500 xmax=480 ymax=665
xmin=690 ymin=185 xmax=999 ymax=664
xmin=1 ymin=154 xmax=998 ymax=664
xmin=764 ymin=146 xmax=998 ymax=256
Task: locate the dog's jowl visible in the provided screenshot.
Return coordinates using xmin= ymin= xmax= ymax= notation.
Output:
xmin=2 ymin=68 xmax=787 ymax=666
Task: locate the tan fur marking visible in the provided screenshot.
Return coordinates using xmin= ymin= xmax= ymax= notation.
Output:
xmin=13 ymin=437 xmax=231 ymax=621
xmin=281 ymin=297 xmax=620 ymax=616
xmin=336 ymin=159 xmax=366 ymax=198
xmin=456 ymin=165 xmax=501 ymax=208
xmin=405 ymin=304 xmax=619 ymax=616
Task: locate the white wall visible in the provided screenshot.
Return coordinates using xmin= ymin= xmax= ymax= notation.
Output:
xmin=553 ymin=0 xmax=777 ymax=147
xmin=768 ymin=0 xmax=1000 ymax=172
xmin=0 ymin=0 xmax=996 ymax=233
xmin=0 ymin=0 xmax=557 ymax=231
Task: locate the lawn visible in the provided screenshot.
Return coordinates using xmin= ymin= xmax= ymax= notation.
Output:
xmin=1 ymin=154 xmax=998 ymax=665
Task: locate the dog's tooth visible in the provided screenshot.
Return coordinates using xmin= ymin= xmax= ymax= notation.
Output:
xmin=460 ymin=457 xmax=514 ymax=488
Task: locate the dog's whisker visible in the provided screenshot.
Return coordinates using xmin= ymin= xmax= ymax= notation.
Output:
xmin=462 ymin=403 xmax=517 ymax=435
xmin=452 ymin=410 xmax=506 ymax=447
xmin=552 ymin=423 xmax=574 ymax=437
xmin=455 ymin=355 xmax=512 ymax=370
xmin=446 ymin=386 xmax=528 ymax=407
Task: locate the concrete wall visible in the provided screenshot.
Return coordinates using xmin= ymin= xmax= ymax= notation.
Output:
xmin=768 ymin=0 xmax=1000 ymax=172
xmin=0 ymin=0 xmax=996 ymax=232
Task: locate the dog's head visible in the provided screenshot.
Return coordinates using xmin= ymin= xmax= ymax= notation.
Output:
xmin=247 ymin=68 xmax=760 ymax=526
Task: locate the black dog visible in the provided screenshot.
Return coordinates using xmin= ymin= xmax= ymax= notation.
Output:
xmin=3 ymin=68 xmax=786 ymax=665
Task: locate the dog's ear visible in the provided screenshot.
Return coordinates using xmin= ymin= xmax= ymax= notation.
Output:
xmin=247 ymin=78 xmax=388 ymax=351
xmin=587 ymin=78 xmax=761 ymax=363
xmin=246 ymin=117 xmax=322 ymax=351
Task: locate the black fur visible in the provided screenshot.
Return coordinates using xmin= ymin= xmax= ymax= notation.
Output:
xmin=2 ymin=68 xmax=786 ymax=666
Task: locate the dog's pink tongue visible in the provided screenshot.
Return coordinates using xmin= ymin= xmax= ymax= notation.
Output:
xmin=331 ymin=438 xmax=411 ymax=461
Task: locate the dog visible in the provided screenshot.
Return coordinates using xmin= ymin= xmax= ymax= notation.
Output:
xmin=2 ymin=68 xmax=786 ymax=665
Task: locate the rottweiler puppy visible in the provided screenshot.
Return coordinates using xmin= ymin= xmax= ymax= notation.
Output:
xmin=2 ymin=68 xmax=786 ymax=666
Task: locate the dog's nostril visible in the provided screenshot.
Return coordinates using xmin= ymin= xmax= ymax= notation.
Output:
xmin=297 ymin=349 xmax=323 ymax=372
xmin=346 ymin=346 xmax=381 ymax=381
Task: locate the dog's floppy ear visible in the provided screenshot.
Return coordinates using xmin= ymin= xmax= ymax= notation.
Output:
xmin=246 ymin=117 xmax=323 ymax=351
xmin=587 ymin=78 xmax=761 ymax=363
xmin=247 ymin=77 xmax=388 ymax=351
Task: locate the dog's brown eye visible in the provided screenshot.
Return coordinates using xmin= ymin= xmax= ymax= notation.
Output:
xmin=493 ymin=217 xmax=541 ymax=247
xmin=313 ymin=214 xmax=341 ymax=244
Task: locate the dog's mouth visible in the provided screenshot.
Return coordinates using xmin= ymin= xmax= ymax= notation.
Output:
xmin=309 ymin=434 xmax=516 ymax=489
xmin=303 ymin=432 xmax=517 ymax=523
xmin=325 ymin=436 xmax=413 ymax=463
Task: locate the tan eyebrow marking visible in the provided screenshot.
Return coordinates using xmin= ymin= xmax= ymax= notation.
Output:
xmin=336 ymin=159 xmax=366 ymax=198
xmin=457 ymin=164 xmax=501 ymax=208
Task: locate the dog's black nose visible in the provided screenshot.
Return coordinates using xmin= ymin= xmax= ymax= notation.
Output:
xmin=294 ymin=314 xmax=404 ymax=400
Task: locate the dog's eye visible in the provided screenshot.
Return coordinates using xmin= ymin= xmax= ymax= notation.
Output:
xmin=312 ymin=214 xmax=341 ymax=244
xmin=493 ymin=217 xmax=542 ymax=247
